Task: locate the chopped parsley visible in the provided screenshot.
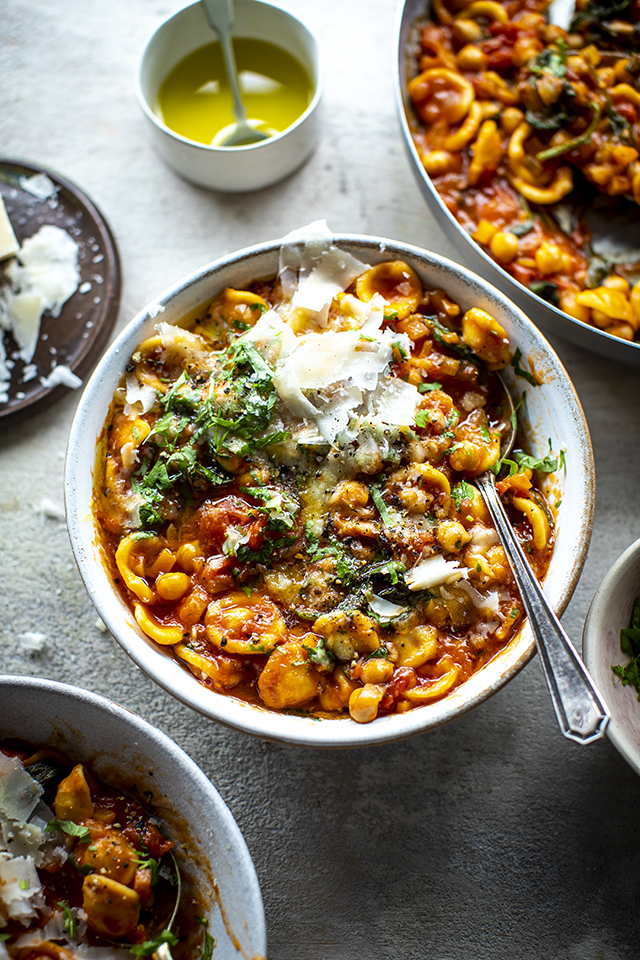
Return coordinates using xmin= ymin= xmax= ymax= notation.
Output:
xmin=58 ymin=901 xmax=78 ymax=938
xmin=371 ymin=485 xmax=393 ymax=527
xmin=129 ymin=930 xmax=180 ymax=958
xmin=45 ymin=819 xmax=91 ymax=842
xmin=612 ymin=597 xmax=640 ymax=697
xmin=513 ymin=440 xmax=565 ymax=473
xmin=133 ymin=853 xmax=162 ymax=886
xmin=451 ymin=480 xmax=474 ymax=512
xmin=303 ymin=637 xmax=335 ymax=668
xmin=510 ymin=348 xmax=541 ymax=387
xmin=418 ymin=381 xmax=442 ymax=392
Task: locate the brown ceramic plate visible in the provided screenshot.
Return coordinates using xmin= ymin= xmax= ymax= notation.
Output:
xmin=0 ymin=159 xmax=121 ymax=425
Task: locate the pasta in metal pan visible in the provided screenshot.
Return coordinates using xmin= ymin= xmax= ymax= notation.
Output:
xmin=407 ymin=0 xmax=640 ymax=341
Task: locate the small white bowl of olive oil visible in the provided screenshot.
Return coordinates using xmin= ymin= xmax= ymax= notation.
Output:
xmin=136 ymin=0 xmax=323 ymax=192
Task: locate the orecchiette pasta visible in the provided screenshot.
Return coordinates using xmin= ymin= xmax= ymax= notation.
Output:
xmin=408 ymin=0 xmax=640 ymax=342
xmin=94 ymin=236 xmax=557 ymax=724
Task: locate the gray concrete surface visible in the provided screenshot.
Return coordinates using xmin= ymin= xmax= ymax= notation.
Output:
xmin=2 ymin=2 xmax=640 ymax=958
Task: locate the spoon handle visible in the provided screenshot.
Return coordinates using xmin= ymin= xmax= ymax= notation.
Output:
xmin=475 ymin=472 xmax=610 ymax=743
xmin=201 ymin=0 xmax=247 ymax=122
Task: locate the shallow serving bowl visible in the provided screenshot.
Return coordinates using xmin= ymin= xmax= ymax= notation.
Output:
xmin=136 ymin=0 xmax=323 ymax=193
xmin=0 ymin=675 xmax=266 ymax=958
xmin=394 ymin=0 xmax=640 ymax=369
xmin=65 ymin=233 xmax=595 ymax=748
xmin=583 ymin=538 xmax=640 ymax=776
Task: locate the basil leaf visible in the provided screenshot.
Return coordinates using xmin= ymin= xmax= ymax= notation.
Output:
xmin=129 ymin=929 xmax=180 ymax=958
xmin=45 ymin=819 xmax=91 ymax=843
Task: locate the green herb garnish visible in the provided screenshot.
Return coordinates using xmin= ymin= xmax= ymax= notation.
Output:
xmin=129 ymin=929 xmax=181 ymax=958
xmin=58 ymin=901 xmax=78 ymax=938
xmin=371 ymin=485 xmax=392 ymax=527
xmin=45 ymin=819 xmax=91 ymax=842
xmin=510 ymin=347 xmax=541 ymax=387
xmin=612 ymin=597 xmax=640 ymax=697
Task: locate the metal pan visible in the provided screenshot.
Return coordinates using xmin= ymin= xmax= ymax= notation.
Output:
xmin=394 ymin=0 xmax=640 ymax=368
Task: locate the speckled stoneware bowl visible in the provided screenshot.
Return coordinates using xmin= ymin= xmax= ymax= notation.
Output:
xmin=583 ymin=538 xmax=640 ymax=776
xmin=65 ymin=234 xmax=595 ymax=748
xmin=0 ymin=675 xmax=266 ymax=958
xmin=394 ymin=0 xmax=640 ymax=369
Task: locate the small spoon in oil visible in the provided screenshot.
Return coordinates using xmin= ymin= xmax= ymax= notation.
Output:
xmin=476 ymin=373 xmax=610 ymax=743
xmin=201 ymin=0 xmax=273 ymax=147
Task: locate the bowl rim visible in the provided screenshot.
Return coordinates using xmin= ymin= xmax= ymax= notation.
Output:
xmin=135 ymin=0 xmax=325 ymax=154
xmin=65 ymin=232 xmax=595 ymax=748
xmin=0 ymin=672 xmax=267 ymax=956
xmin=392 ymin=0 xmax=640 ymax=362
xmin=583 ymin=536 xmax=640 ymax=775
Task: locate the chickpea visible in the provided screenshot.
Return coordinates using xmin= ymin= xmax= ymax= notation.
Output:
xmin=175 ymin=542 xmax=204 ymax=573
xmin=501 ymin=107 xmax=524 ymax=134
xmin=437 ymin=519 xmax=471 ymax=553
xmin=607 ymin=323 xmax=634 ymax=340
xmin=456 ymin=45 xmax=487 ymax=71
xmin=421 ymin=150 xmax=455 ymax=176
xmin=489 ymin=231 xmax=519 ymax=264
xmin=156 ymin=571 xmax=191 ymax=600
xmin=360 ymin=657 xmax=394 ymax=684
xmin=534 ymin=241 xmax=570 ymax=275
xmin=602 ymin=275 xmax=630 ymax=294
xmin=451 ymin=18 xmax=482 ymax=43
xmin=349 ymin=684 xmax=384 ymax=723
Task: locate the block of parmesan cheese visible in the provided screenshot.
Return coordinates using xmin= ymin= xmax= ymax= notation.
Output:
xmin=0 ymin=195 xmax=19 ymax=261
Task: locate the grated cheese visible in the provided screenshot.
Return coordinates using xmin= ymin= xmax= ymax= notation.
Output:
xmin=405 ymin=554 xmax=469 ymax=591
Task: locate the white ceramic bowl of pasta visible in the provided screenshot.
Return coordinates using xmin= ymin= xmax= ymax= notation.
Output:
xmin=583 ymin=537 xmax=640 ymax=776
xmin=65 ymin=234 xmax=595 ymax=748
xmin=0 ymin=675 xmax=266 ymax=958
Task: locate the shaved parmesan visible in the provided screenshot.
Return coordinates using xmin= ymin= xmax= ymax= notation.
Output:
xmin=406 ymin=554 xmax=469 ymax=591
xmin=0 ymin=224 xmax=79 ymax=368
xmin=0 ymin=854 xmax=45 ymax=924
xmin=18 ymin=173 xmax=58 ymax=201
xmin=279 ymin=220 xmax=367 ymax=318
xmin=0 ymin=755 xmax=42 ymax=823
xmin=456 ymin=579 xmax=501 ymax=617
xmin=0 ymin=197 xmax=18 ymax=262
xmin=39 ymin=364 xmax=82 ymax=390
xmin=124 ymin=373 xmax=157 ymax=416
xmin=369 ymin=377 xmax=420 ymax=426
xmin=368 ymin=595 xmax=409 ymax=622
xmin=1 ymin=820 xmax=43 ymax=862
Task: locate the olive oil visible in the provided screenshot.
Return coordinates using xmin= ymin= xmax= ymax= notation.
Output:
xmin=158 ymin=38 xmax=313 ymax=145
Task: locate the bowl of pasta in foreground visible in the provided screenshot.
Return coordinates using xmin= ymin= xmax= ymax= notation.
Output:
xmin=395 ymin=0 xmax=640 ymax=369
xmin=0 ymin=674 xmax=266 ymax=958
xmin=65 ymin=226 xmax=595 ymax=748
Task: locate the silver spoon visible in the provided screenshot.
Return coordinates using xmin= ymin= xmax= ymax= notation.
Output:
xmin=474 ymin=374 xmax=610 ymax=744
xmin=201 ymin=0 xmax=273 ymax=147
xmin=151 ymin=852 xmax=182 ymax=960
